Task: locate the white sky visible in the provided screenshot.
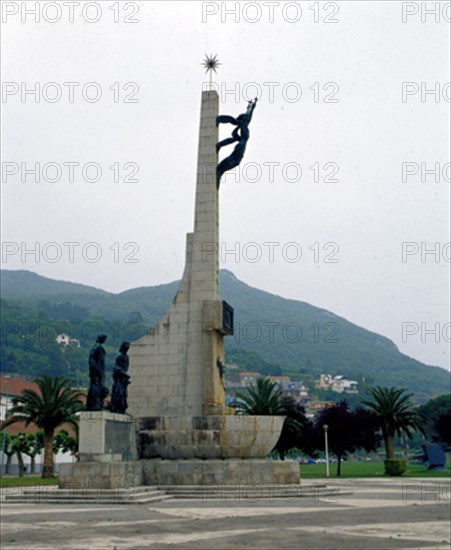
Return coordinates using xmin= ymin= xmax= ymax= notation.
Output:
xmin=1 ymin=1 xmax=450 ymax=371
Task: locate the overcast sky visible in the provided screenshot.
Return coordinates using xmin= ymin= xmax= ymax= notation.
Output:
xmin=1 ymin=1 xmax=450 ymax=371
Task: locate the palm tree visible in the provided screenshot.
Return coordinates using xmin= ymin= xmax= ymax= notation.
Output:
xmin=233 ymin=377 xmax=286 ymax=415
xmin=362 ymin=386 xmax=425 ymax=459
xmin=233 ymin=378 xmax=302 ymax=458
xmin=3 ymin=375 xmax=84 ymax=477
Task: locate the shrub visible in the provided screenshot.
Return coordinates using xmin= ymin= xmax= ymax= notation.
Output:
xmin=384 ymin=458 xmax=407 ymax=476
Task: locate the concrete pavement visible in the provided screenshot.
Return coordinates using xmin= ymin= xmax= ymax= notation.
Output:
xmin=1 ymin=478 xmax=450 ymax=549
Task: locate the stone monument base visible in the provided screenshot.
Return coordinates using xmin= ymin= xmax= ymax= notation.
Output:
xmin=59 ymin=411 xmax=139 ymax=489
xmin=59 ymin=458 xmax=299 ymax=489
xmin=142 ymin=458 xmax=300 ymax=486
xmin=59 ymin=412 xmax=299 ymax=489
xmin=59 ymin=460 xmax=142 ymax=490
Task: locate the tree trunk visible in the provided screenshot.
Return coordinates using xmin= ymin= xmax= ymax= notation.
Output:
xmin=30 ymin=455 xmax=36 ymax=474
xmin=5 ymin=453 xmax=13 ymax=475
xmin=336 ymin=455 xmax=342 ymax=476
xmin=16 ymin=450 xmax=24 ymax=477
xmin=385 ymin=433 xmax=395 ymax=459
xmin=42 ymin=430 xmax=54 ymax=478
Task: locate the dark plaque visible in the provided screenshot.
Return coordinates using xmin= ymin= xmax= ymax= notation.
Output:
xmin=223 ymin=301 xmax=234 ymax=335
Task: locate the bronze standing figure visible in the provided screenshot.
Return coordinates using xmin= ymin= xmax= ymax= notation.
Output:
xmin=110 ymin=342 xmax=131 ymax=414
xmin=86 ymin=334 xmax=109 ymax=411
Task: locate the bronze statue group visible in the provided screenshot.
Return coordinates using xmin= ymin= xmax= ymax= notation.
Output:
xmin=86 ymin=335 xmax=130 ymax=414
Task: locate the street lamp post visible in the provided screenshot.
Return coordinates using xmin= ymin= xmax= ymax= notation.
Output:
xmin=323 ymin=424 xmax=330 ymax=478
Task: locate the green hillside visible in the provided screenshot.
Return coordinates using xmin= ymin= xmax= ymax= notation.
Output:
xmin=1 ymin=269 xmax=108 ymax=300
xmin=219 ymin=272 xmax=449 ymax=400
xmin=1 ymin=269 xmax=449 ymax=401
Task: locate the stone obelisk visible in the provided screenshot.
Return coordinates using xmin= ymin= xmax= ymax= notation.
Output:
xmin=128 ymin=90 xmax=227 ymax=417
xmin=59 ymin=87 xmax=298 ymax=489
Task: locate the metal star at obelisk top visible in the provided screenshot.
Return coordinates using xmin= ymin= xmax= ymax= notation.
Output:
xmin=202 ymin=54 xmax=221 ymax=86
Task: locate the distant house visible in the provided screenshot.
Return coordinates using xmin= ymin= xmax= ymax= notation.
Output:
xmin=316 ymin=374 xmax=358 ymax=394
xmin=316 ymin=374 xmax=333 ymax=389
xmin=297 ymin=382 xmax=310 ymax=399
xmin=267 ymin=375 xmax=291 ymax=388
xmin=0 ymin=376 xmax=40 ymax=423
xmin=238 ymin=372 xmax=261 ymax=387
xmin=55 ymin=333 xmax=80 ymax=348
xmin=331 ymin=375 xmax=358 ymax=394
xmin=268 ymin=376 xmax=310 ymax=400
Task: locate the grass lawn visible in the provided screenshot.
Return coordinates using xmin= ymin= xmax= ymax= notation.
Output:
xmin=300 ymin=460 xmax=451 ymax=478
xmin=2 ymin=463 xmax=449 ymax=486
xmin=0 ymin=476 xmax=59 ymax=488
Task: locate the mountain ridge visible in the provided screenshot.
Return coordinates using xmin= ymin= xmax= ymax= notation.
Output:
xmin=1 ymin=268 xmax=449 ymax=401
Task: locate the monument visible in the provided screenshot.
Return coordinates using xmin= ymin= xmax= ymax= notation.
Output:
xmin=60 ymin=60 xmax=299 ymax=489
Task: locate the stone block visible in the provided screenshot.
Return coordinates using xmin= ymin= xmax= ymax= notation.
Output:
xmin=138 ymin=458 xmax=299 ymax=486
xmin=59 ymin=461 xmax=143 ymax=489
xmin=78 ymin=411 xmax=137 ymax=461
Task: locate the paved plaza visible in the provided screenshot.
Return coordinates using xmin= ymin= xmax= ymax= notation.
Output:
xmin=1 ymin=478 xmax=450 ymax=549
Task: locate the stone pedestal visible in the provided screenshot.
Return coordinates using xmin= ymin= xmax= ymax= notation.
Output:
xmin=78 ymin=411 xmax=137 ymax=461
xmin=59 ymin=411 xmax=139 ymax=489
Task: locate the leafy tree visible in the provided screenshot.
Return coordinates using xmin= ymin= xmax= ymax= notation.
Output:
xmin=3 ymin=375 xmax=84 ymax=477
xmin=14 ymin=433 xmax=28 ymax=476
xmin=273 ymin=396 xmax=302 ymax=460
xmin=315 ymin=401 xmax=348 ymax=473
xmin=314 ymin=401 xmax=381 ymax=475
xmin=419 ymin=394 xmax=451 ymax=443
xmin=53 ymin=429 xmax=78 ymax=456
xmin=22 ymin=431 xmax=44 ymax=474
xmin=433 ymin=410 xmax=451 ymax=446
xmin=274 ymin=396 xmax=319 ymax=460
xmin=362 ymin=386 xmax=426 ymax=459
xmin=352 ymin=407 xmax=383 ymax=453
xmin=1 ymin=432 xmax=17 ymax=474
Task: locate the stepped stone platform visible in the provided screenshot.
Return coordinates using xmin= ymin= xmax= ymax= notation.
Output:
xmin=3 ymin=482 xmax=348 ymax=504
xmin=4 ymin=486 xmax=172 ymax=505
xmin=162 ymin=482 xmax=353 ymax=500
